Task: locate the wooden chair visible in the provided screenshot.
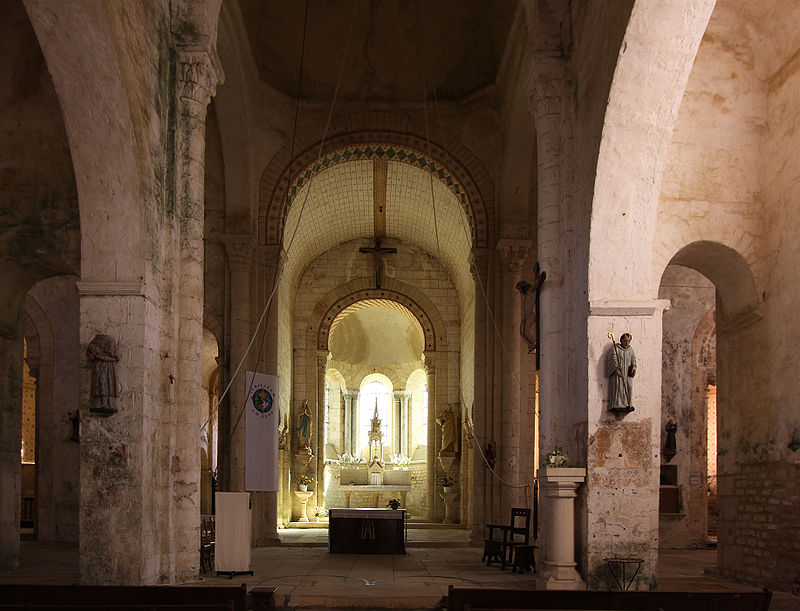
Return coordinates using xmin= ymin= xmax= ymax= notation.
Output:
xmin=200 ymin=514 xmax=215 ymax=573
xmin=482 ymin=507 xmax=531 ymax=570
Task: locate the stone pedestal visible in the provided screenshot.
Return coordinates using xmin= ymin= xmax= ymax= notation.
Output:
xmin=294 ymin=490 xmax=313 ymax=522
xmin=537 ymin=467 xmax=587 ymax=590
xmin=440 ymin=490 xmax=458 ymax=524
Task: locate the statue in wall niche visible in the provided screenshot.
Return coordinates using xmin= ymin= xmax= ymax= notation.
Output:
xmin=296 ymin=399 xmax=312 ymax=448
xmin=436 ymin=405 xmax=460 ymax=454
xmin=87 ymin=334 xmax=119 ymax=415
xmin=606 ymin=332 xmax=636 ymax=414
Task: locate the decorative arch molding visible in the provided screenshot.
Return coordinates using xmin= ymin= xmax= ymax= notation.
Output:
xmin=282 ymin=143 xmax=476 ymax=240
xmin=312 ymin=278 xmax=447 ymax=354
xmin=258 ymin=113 xmax=494 ymax=248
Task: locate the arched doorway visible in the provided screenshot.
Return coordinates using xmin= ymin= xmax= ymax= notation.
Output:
xmin=657 ymin=241 xmax=762 ymax=576
xmin=657 ymin=264 xmax=715 ymax=548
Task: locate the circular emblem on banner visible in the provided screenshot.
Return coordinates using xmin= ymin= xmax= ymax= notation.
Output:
xmin=252 ymin=388 xmax=273 ymax=414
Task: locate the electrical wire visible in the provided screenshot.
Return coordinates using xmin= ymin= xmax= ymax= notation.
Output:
xmin=201 ymin=0 xmax=359 ymax=438
xmin=420 ymin=25 xmax=536 ymax=502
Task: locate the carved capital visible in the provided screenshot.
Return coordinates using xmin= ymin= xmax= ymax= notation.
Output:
xmin=223 ymin=235 xmax=252 ymax=272
xmin=177 ymin=49 xmax=223 ymax=110
xmin=496 ymin=239 xmax=531 ymax=274
xmin=317 ymin=351 xmax=329 ymax=376
xmin=526 ymin=59 xmax=566 ymax=121
xmin=423 ymin=351 xmax=437 ymax=377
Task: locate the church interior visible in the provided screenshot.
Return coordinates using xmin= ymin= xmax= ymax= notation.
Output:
xmin=1 ymin=0 xmax=799 ymax=602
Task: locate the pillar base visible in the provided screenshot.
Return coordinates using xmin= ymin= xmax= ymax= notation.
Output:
xmin=536 ymin=561 xmax=586 ymax=590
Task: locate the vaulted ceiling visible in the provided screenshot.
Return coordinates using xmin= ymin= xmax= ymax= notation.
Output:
xmin=237 ymin=0 xmax=519 ymax=102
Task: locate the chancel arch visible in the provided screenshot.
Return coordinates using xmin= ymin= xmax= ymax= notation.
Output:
xmin=286 ymin=269 xmax=460 ymax=525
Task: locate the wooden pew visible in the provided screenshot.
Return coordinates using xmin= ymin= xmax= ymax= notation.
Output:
xmin=0 ymin=584 xmax=251 ymax=611
xmin=447 ymin=586 xmax=772 ymax=611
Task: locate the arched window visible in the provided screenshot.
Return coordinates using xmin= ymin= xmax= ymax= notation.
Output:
xmin=358 ymin=376 xmax=393 ymax=456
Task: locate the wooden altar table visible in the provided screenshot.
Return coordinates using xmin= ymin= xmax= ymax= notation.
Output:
xmin=328 ymin=508 xmax=406 ymax=554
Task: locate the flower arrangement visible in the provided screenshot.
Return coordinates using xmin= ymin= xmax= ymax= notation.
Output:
xmin=386 ymin=498 xmax=401 ymax=510
xmin=337 ymin=453 xmax=367 ymax=466
xmin=543 ymin=445 xmax=569 ymax=468
xmin=297 ymin=474 xmax=313 ymax=486
xmin=390 ymin=453 xmax=411 ymax=468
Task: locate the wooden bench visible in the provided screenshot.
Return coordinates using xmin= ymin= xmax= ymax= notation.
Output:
xmin=447 ymin=586 xmax=772 ymax=611
xmin=0 ymin=584 xmax=253 ymax=611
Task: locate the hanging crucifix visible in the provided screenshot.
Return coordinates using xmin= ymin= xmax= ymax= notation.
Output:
xmin=359 ymin=238 xmax=397 ymax=289
xmin=359 ymin=159 xmax=397 ymax=289
xmin=516 ymin=262 xmax=546 ymax=370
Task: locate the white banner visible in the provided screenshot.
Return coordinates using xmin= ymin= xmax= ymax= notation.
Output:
xmin=245 ymin=371 xmax=278 ymax=491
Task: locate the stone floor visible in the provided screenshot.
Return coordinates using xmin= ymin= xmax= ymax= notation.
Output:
xmin=1 ymin=528 xmax=798 ymax=610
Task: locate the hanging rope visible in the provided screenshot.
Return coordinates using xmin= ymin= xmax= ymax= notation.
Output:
xmin=202 ymin=0 xmax=359 ymax=436
xmin=419 ymin=26 xmax=536 ymax=498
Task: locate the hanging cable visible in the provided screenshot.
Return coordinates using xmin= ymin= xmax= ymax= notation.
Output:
xmin=202 ymin=0 xmax=360 ymax=442
xmin=419 ymin=26 xmax=535 ymax=500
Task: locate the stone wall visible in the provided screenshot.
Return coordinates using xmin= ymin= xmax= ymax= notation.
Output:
xmin=718 ymin=463 xmax=800 ymax=589
xmin=658 ymin=265 xmax=715 ymax=548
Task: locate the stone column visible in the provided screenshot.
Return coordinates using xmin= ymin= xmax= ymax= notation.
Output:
xmin=527 ymin=60 xmax=566 ymax=461
xmin=583 ymin=300 xmax=670 ymax=589
xmin=424 ymin=353 xmax=437 ymax=522
xmin=314 ymin=351 xmax=328 ymax=510
xmin=537 ymin=467 xmax=587 ymax=590
xmin=526 ymin=60 xmax=567 ymax=567
xmin=469 ymin=247 xmax=493 ymax=542
xmin=496 ymin=239 xmax=530 ymax=515
xmin=0 ymin=327 xmax=22 ymax=572
xmin=342 ymin=390 xmax=356 ymax=455
xmin=172 ymin=47 xmax=223 ymax=582
xmin=392 ymin=391 xmax=404 ymax=455
xmin=401 ymin=391 xmax=411 ymax=457
xmin=224 ymin=235 xmax=252 ymax=493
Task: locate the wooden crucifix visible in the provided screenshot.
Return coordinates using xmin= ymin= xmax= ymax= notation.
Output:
xmin=516 ymin=262 xmax=546 ymax=370
xmin=359 ymin=238 xmax=397 ymax=289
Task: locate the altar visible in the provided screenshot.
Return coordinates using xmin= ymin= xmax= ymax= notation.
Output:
xmin=328 ymin=508 xmax=406 ymax=554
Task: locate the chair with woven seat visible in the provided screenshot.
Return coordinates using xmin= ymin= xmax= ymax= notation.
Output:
xmin=482 ymin=507 xmax=531 ymax=570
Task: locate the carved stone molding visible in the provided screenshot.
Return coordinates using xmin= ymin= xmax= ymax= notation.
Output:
xmin=317 ymin=351 xmax=329 ymax=376
xmin=223 ymin=235 xmax=253 ymax=272
xmin=589 ymin=300 xmax=671 ymax=317
xmin=176 ymin=48 xmax=223 ymax=111
xmin=496 ymin=239 xmax=531 ymax=274
xmin=76 ymin=281 xmax=146 ymax=297
xmin=526 ymin=58 xmax=566 ymax=121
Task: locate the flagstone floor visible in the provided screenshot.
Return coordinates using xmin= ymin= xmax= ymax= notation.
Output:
xmin=2 ymin=528 xmax=798 ymax=610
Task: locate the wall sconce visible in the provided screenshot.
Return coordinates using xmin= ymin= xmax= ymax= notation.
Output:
xmin=788 ymin=430 xmax=800 ymax=452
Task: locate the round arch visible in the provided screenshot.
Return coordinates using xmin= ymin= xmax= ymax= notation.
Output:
xmin=313 ymin=278 xmax=447 ymax=354
xmin=668 ymin=241 xmax=760 ymax=321
xmin=258 ymin=115 xmax=494 ymax=249
xmin=587 ymin=0 xmax=717 ymax=301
